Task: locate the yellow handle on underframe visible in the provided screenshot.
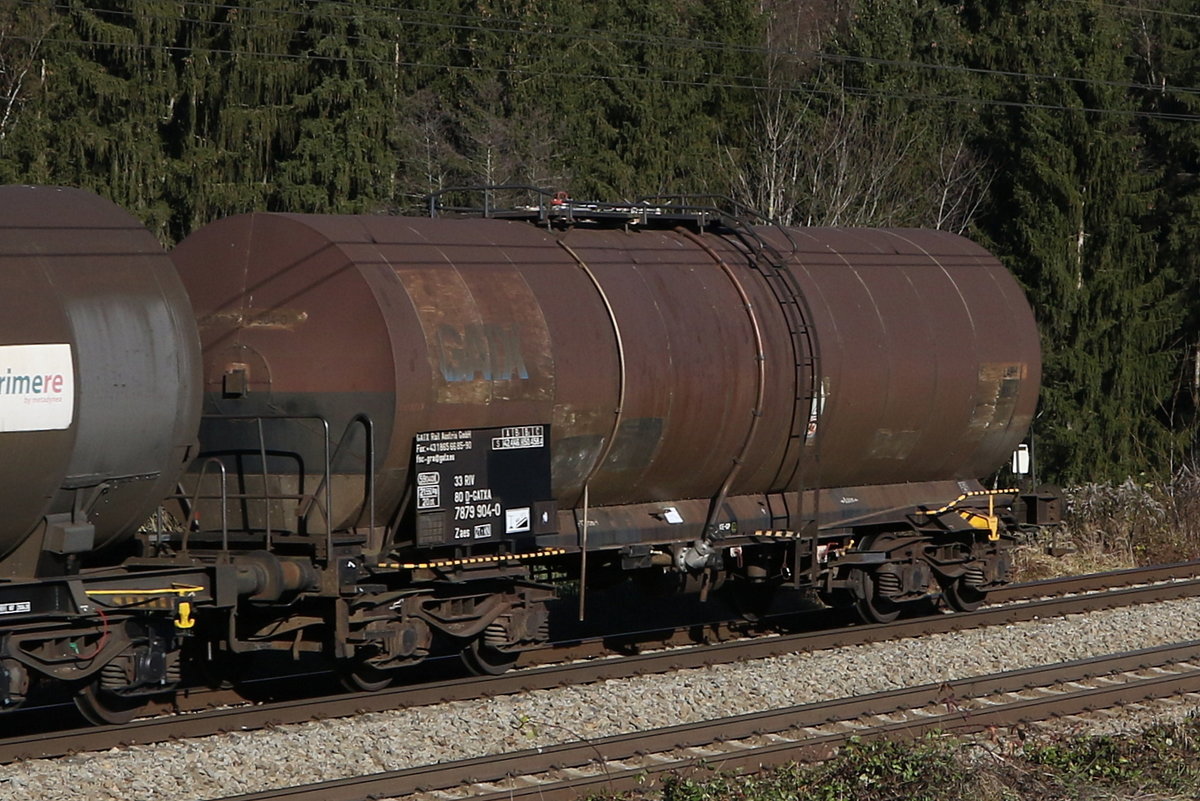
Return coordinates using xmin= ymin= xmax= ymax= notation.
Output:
xmin=957 ymin=493 xmax=1001 ymax=541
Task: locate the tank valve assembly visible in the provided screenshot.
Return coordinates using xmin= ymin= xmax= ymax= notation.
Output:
xmin=676 ymin=539 xmax=721 ymax=573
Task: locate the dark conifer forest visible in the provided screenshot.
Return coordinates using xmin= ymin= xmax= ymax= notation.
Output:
xmin=1 ymin=0 xmax=1197 ymax=483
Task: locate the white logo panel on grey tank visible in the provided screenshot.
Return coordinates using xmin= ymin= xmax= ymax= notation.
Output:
xmin=0 ymin=344 xmax=74 ymax=431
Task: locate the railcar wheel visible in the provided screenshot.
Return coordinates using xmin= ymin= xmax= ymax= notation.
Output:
xmin=854 ymin=572 xmax=901 ymax=625
xmin=74 ymin=683 xmax=151 ymax=726
xmin=461 ymin=640 xmax=519 ymax=676
xmin=338 ymin=661 xmax=395 ymax=693
xmin=941 ymin=579 xmax=987 ymax=613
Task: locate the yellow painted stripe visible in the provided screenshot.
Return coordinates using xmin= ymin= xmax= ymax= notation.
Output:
xmin=86 ymin=584 xmax=205 ymax=597
xmin=930 ymin=488 xmax=1017 ymax=516
xmin=751 ymin=530 xmax=796 ymax=539
xmin=378 ymin=547 xmax=569 ymax=571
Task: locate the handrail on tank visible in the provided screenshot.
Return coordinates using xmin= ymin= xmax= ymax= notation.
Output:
xmin=423 ymin=186 xmax=784 ymax=232
xmin=635 ymin=193 xmax=766 ymax=222
xmin=179 ymin=457 xmax=230 ymax=558
xmin=426 ymin=184 xmax=556 ymax=220
xmin=298 ymin=413 xmax=377 ymax=546
xmin=257 ymin=417 xmax=271 ymax=545
xmin=706 ymin=214 xmax=819 ymax=583
xmin=636 ymin=194 xmax=800 ymax=255
xmin=198 ymin=414 xmax=333 ymax=559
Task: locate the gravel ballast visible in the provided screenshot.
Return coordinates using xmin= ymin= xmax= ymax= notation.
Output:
xmin=5 ymin=598 xmax=1200 ymax=800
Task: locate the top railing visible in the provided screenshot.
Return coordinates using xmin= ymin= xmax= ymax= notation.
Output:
xmin=423 ymin=185 xmax=784 ymax=233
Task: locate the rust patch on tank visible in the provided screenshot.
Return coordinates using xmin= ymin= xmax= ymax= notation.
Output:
xmin=200 ymin=308 xmax=310 ymax=331
xmin=398 ymin=264 xmax=553 ymax=405
xmin=868 ymin=429 xmax=921 ymax=460
xmin=969 ymin=363 xmax=1026 ymax=431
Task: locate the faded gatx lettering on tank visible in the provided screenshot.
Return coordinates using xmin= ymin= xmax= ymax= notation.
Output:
xmin=396 ymin=263 xmax=553 ymax=404
xmin=437 ymin=323 xmax=530 ymax=382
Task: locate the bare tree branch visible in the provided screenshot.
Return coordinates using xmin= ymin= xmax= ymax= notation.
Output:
xmin=0 ymin=7 xmax=54 ymax=143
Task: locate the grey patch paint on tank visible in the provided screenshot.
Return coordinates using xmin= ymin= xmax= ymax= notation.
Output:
xmin=436 ymin=323 xmax=530 ymax=382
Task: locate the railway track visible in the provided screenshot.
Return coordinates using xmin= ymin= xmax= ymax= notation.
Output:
xmin=222 ymin=640 xmax=1200 ymax=801
xmin=987 ymin=560 xmax=1200 ymax=602
xmin=2 ymin=562 xmax=1198 ymax=765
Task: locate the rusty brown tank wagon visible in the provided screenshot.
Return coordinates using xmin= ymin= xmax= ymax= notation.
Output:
xmin=178 ymin=214 xmax=1037 ymax=520
xmin=170 ymin=194 xmax=1051 ymax=672
xmin=0 ymin=187 xmax=1057 ymax=723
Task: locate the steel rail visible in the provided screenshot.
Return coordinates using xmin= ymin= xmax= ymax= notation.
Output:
xmin=215 ymin=640 xmax=1200 ymax=801
xmin=989 ymin=559 xmax=1200 ymax=601
xmin=3 ymin=568 xmax=1200 ymax=764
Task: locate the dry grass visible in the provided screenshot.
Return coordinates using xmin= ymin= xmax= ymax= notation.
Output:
xmin=1012 ymin=471 xmax=1200 ymax=582
xmin=1011 ymin=542 xmax=1133 ymax=582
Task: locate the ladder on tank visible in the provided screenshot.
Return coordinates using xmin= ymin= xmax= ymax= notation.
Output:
xmin=722 ymin=214 xmax=824 ymax=588
xmin=635 ymin=195 xmax=823 ymax=587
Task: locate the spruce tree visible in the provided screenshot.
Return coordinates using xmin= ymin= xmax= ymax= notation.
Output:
xmin=794 ymin=0 xmax=987 ymax=229
xmin=1133 ymin=0 xmax=1200 ymax=465
xmin=391 ymin=0 xmax=760 ymax=204
xmin=557 ymin=0 xmax=759 ymax=199
xmin=164 ymin=1 xmax=300 ymax=235
xmin=1 ymin=0 xmax=182 ymax=237
xmin=272 ymin=3 xmax=402 ymax=214
xmin=169 ymin=1 xmax=400 ymax=236
xmin=965 ymin=0 xmax=1174 ymax=481
xmin=0 ymin=3 xmax=55 ymax=152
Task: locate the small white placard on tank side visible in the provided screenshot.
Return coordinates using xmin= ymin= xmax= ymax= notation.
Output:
xmin=0 ymin=344 xmax=74 ymax=432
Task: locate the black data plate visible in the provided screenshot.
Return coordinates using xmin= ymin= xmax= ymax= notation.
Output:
xmin=413 ymin=425 xmax=554 ymax=546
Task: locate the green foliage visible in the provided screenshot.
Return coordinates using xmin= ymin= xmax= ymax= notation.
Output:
xmin=0 ymin=0 xmax=401 ymax=240
xmin=620 ymin=721 xmax=1200 ymax=801
xmin=560 ymin=0 xmax=759 ymax=199
xmin=168 ymin=1 xmax=400 ymax=235
xmin=270 ymin=4 xmax=401 ymax=213
xmin=166 ymin=0 xmax=308 ymax=232
xmin=399 ymin=0 xmax=577 ymax=197
xmin=388 ymin=0 xmax=762 ymax=203
xmin=1024 ymin=736 xmax=1142 ymax=784
xmin=802 ymin=737 xmax=965 ymax=801
xmin=1134 ymin=0 xmax=1200 ymax=463
xmin=1024 ymin=721 xmax=1200 ymax=793
xmin=658 ymin=737 xmax=967 ymax=801
xmin=790 ymin=1 xmax=988 ymax=229
xmin=1 ymin=0 xmax=183 ymax=236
